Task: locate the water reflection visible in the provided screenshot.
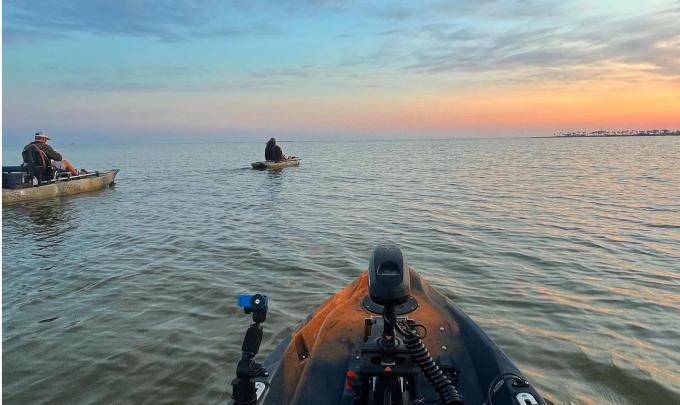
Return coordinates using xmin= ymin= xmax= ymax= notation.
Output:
xmin=3 ymin=200 xmax=78 ymax=254
xmin=265 ymin=168 xmax=285 ymax=181
xmin=263 ymin=169 xmax=286 ymax=197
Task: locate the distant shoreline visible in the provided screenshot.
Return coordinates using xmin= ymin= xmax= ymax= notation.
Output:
xmin=535 ymin=131 xmax=680 ymax=139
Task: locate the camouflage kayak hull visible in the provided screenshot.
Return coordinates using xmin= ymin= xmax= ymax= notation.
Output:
xmin=251 ymin=160 xmax=300 ymax=170
xmin=2 ymin=169 xmax=119 ymax=205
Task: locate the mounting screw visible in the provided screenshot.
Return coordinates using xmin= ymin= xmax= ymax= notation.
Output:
xmin=441 ymin=345 xmax=447 ymax=351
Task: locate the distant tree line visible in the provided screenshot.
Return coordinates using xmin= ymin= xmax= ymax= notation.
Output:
xmin=553 ymin=129 xmax=680 ymax=137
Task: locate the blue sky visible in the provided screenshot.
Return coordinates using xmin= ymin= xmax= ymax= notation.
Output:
xmin=3 ymin=0 xmax=679 ymax=144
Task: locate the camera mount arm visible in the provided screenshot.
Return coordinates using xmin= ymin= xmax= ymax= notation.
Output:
xmin=231 ymin=294 xmax=269 ymax=405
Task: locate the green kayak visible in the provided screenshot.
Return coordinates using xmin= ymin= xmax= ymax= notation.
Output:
xmin=251 ymin=159 xmax=300 ymax=170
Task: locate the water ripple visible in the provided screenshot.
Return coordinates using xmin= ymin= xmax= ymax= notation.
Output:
xmin=3 ymin=138 xmax=680 ymax=404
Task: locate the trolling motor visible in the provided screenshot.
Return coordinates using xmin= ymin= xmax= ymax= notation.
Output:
xmin=231 ymin=294 xmax=269 ymax=405
xmin=368 ymin=245 xmax=411 ymax=353
xmin=353 ymin=245 xmax=463 ymax=405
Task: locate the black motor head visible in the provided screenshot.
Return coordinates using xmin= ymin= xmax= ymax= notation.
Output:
xmin=368 ymin=245 xmax=411 ymax=306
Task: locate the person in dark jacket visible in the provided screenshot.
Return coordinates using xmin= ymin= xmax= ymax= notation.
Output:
xmin=264 ymin=137 xmax=288 ymax=162
xmin=24 ymin=131 xmax=79 ymax=176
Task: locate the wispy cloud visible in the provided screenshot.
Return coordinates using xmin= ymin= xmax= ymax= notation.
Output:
xmin=42 ymin=65 xmax=290 ymax=92
xmin=3 ymin=28 xmax=70 ymax=45
xmin=3 ymin=0 xmax=279 ymax=43
xmin=45 ymin=63 xmax=403 ymax=93
xmin=357 ymin=4 xmax=680 ymax=82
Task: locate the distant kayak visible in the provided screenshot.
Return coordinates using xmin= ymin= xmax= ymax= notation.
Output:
xmin=251 ymin=159 xmax=300 ymax=170
xmin=2 ymin=168 xmax=119 ymax=204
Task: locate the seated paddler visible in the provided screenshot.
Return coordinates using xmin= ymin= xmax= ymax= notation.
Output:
xmin=23 ymin=131 xmax=81 ymax=177
xmin=264 ymin=137 xmax=288 ymax=162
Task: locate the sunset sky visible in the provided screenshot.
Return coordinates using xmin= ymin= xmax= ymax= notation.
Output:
xmin=3 ymin=0 xmax=680 ymax=143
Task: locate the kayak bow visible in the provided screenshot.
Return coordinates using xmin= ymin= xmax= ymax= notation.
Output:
xmin=230 ymin=245 xmax=547 ymax=405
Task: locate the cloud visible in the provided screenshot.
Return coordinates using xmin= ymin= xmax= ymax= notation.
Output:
xmin=46 ymin=78 xmax=283 ymax=92
xmin=42 ymin=65 xmax=288 ymax=92
xmin=195 ymin=24 xmax=281 ymax=39
xmin=359 ymin=3 xmax=680 ymax=82
xmin=5 ymin=0 xmax=679 ymax=87
xmin=246 ymin=65 xmax=400 ymax=90
xmin=3 ymin=0 xmax=279 ymax=43
xmin=3 ymin=28 xmax=70 ymax=45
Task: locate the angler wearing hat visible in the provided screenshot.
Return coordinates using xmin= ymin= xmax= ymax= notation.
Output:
xmin=264 ymin=137 xmax=288 ymax=162
xmin=24 ymin=131 xmax=80 ymax=176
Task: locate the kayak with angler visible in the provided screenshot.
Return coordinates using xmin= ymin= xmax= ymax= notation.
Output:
xmin=251 ymin=158 xmax=300 ymax=170
xmin=2 ymin=165 xmax=119 ymax=204
xmin=230 ymin=245 xmax=547 ymax=405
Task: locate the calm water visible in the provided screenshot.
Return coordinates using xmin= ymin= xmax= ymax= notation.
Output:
xmin=3 ymin=138 xmax=679 ymax=404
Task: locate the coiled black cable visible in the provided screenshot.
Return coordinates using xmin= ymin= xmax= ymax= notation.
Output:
xmin=401 ymin=330 xmax=463 ymax=405
xmin=385 ymin=314 xmax=464 ymax=405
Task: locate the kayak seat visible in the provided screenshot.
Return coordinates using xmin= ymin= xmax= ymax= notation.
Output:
xmin=22 ymin=147 xmax=52 ymax=185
